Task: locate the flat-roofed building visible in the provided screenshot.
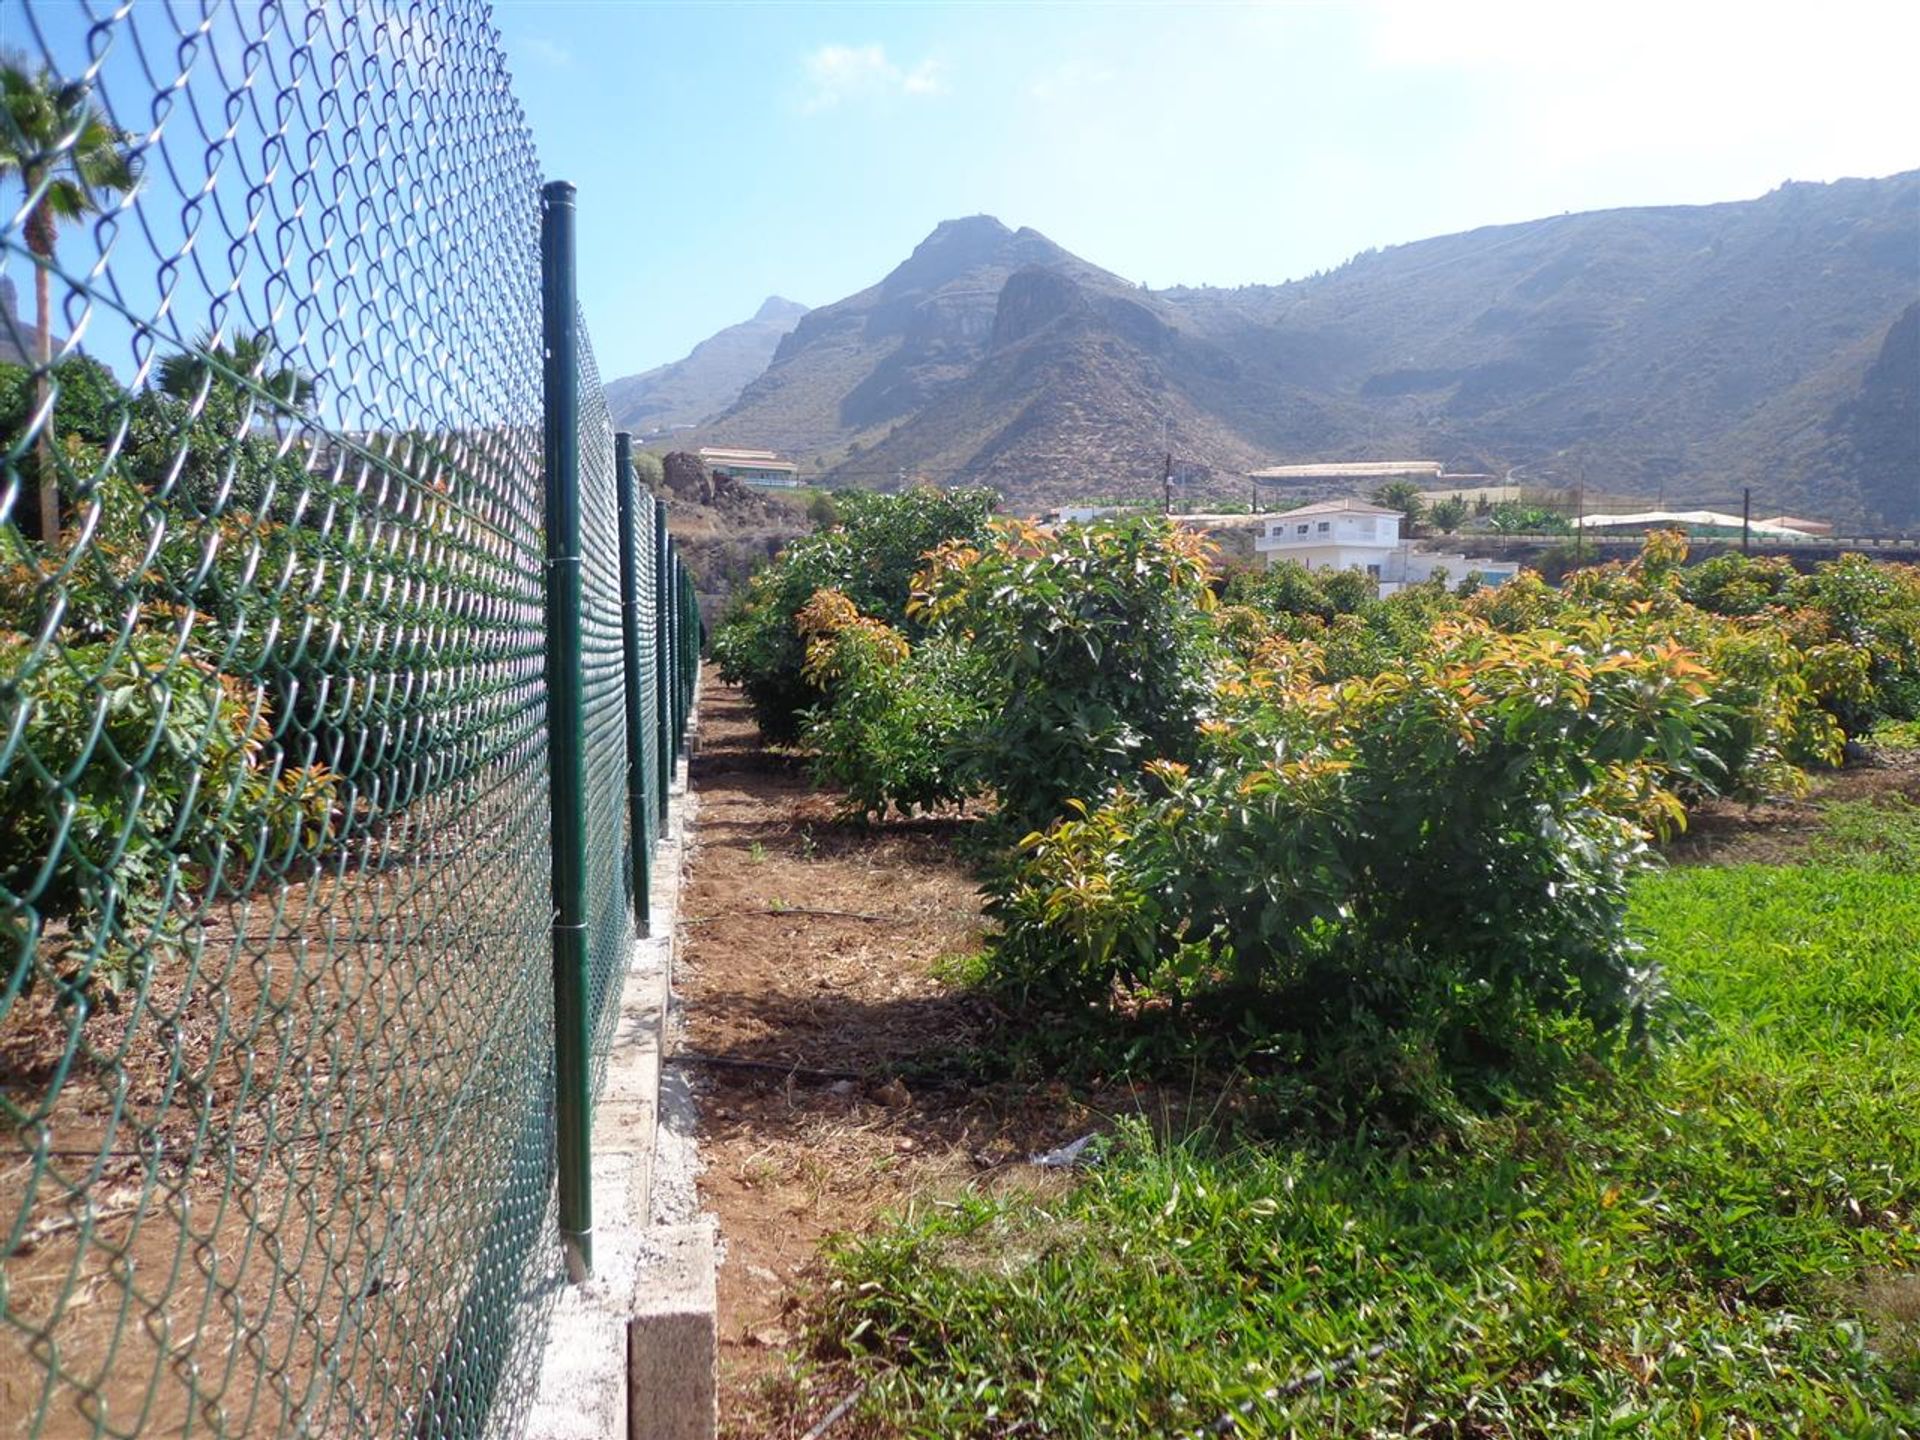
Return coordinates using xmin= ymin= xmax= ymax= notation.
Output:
xmin=697 ymin=446 xmax=801 ymax=488
xmin=1755 ymin=514 xmax=1834 ymax=536
xmin=1248 ymin=460 xmax=1451 ymax=485
xmin=1255 ymin=498 xmax=1516 ymax=595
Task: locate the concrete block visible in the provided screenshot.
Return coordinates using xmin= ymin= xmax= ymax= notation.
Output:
xmin=522 ymin=1303 xmax=626 ymax=1440
xmin=628 ymin=1220 xmax=718 ymax=1440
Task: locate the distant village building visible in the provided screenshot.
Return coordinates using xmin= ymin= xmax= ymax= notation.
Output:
xmin=1255 ymin=498 xmax=1516 ymax=596
xmin=1248 ymin=460 xmax=1446 ymax=485
xmin=1247 ymin=460 xmax=1494 ymax=489
xmin=696 ymin=446 xmax=800 ymax=488
xmin=1755 ymin=514 xmax=1834 ymax=536
xmin=1572 ymin=509 xmax=1816 ymax=538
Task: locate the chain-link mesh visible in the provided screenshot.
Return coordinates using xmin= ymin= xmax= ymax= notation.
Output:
xmin=0 ymin=6 xmax=690 ymax=1436
xmin=622 ymin=460 xmax=661 ymax=892
xmin=570 ymin=323 xmax=630 ymax=1098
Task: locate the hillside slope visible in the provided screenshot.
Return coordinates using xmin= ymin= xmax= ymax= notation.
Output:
xmin=690 ymin=175 xmax=1920 ymax=522
xmin=1178 ymin=173 xmax=1918 ymax=520
xmin=694 ymin=216 xmax=1130 ymax=466
xmin=1764 ymin=301 xmax=1920 ymax=526
xmin=605 ymin=296 xmax=807 ymax=435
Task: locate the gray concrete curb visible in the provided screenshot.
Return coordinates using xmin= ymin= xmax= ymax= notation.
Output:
xmin=528 ymin=694 xmax=715 ymax=1440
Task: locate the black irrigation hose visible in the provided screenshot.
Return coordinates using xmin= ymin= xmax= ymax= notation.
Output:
xmin=664 ymin=1051 xmax=863 ymax=1082
xmin=1198 ymin=1342 xmax=1391 ymax=1435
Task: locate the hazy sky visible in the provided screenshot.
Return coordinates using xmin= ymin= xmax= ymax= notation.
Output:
xmin=491 ymin=0 xmax=1920 ymax=381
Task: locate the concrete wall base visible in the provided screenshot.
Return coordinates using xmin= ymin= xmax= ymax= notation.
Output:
xmin=527 ymin=692 xmax=715 ymax=1440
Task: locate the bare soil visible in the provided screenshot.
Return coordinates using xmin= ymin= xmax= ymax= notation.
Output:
xmin=1 ymin=801 xmax=558 ymax=1438
xmin=1664 ymin=741 xmax=1920 ymax=867
xmin=675 ymin=686 xmax=1121 ymax=1438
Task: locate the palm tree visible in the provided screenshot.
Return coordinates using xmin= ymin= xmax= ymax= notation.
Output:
xmin=1427 ymin=495 xmax=1469 ymax=535
xmin=0 ymin=55 xmax=140 ymax=540
xmin=156 ymin=327 xmax=318 ymax=415
xmin=1370 ymin=479 xmax=1427 ymax=532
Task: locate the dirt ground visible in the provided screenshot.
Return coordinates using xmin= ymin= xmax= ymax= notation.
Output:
xmin=1665 ymin=739 xmax=1920 ymax=866
xmin=1 ymin=801 xmax=557 ymax=1438
xmin=675 ymin=685 xmax=1121 ymax=1438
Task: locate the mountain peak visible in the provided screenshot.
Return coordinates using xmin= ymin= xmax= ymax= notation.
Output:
xmin=929 ymin=214 xmax=1012 ymax=241
xmin=604 ymin=295 xmax=809 ymax=433
xmin=701 ymin=172 xmax=1917 ymax=525
xmin=879 ymin=215 xmax=1021 ymax=295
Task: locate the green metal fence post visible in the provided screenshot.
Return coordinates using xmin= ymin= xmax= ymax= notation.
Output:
xmin=685 ymin=562 xmax=694 ymax=731
xmin=683 ymin=562 xmax=699 ymax=738
xmin=680 ymin=551 xmax=692 ymax=750
xmin=541 ymin=178 xmax=593 ymax=1283
xmin=668 ymin=542 xmax=685 ymax=755
xmin=614 ymin=431 xmax=653 ymax=935
xmin=655 ymin=497 xmax=673 ymax=823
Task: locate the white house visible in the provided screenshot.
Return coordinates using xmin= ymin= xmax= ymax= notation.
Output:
xmin=1043 ymin=505 xmax=1126 ymax=525
xmin=1254 ymin=499 xmax=1517 ymax=596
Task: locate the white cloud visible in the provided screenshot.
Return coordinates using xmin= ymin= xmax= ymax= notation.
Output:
xmin=521 ymin=35 xmax=572 ymax=68
xmin=801 ymin=43 xmax=947 ymax=113
xmin=1359 ymin=0 xmax=1920 ymax=181
xmin=1027 ymin=60 xmax=1116 ymax=103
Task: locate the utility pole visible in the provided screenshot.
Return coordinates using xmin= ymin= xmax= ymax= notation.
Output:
xmin=1162 ymin=450 xmax=1173 ymax=516
xmin=1742 ymin=487 xmax=1751 ymax=554
xmin=1574 ymin=462 xmax=1586 ymax=565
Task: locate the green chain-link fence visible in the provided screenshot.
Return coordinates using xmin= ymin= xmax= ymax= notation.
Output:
xmin=1 ymin=5 xmax=698 ymax=1435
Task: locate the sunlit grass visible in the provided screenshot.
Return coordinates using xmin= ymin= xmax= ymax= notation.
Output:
xmin=811 ymin=805 xmax=1920 ymax=1437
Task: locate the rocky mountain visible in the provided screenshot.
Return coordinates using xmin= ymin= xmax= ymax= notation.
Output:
xmin=1765 ymin=301 xmax=1919 ymax=527
xmin=604 ymin=296 xmax=808 ymax=435
xmin=688 ymin=175 xmax=1920 ymax=525
xmin=694 ymin=216 xmax=1129 ymax=471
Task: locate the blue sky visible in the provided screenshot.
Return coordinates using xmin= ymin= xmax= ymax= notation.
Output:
xmin=492 ymin=0 xmax=1920 ymax=382
xmin=8 ymin=1 xmax=1914 ymax=398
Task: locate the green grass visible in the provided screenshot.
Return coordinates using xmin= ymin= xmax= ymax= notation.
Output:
xmin=811 ymin=808 xmax=1920 ymax=1436
xmin=1870 ymin=717 xmax=1920 ymax=751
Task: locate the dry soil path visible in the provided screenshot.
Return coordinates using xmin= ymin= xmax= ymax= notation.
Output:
xmin=675 ymin=684 xmax=1095 ymax=1437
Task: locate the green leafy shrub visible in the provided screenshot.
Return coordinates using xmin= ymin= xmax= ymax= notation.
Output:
xmin=1668 ymin=546 xmax=1920 ymax=735
xmin=1229 ymin=559 xmax=1372 ymax=622
xmin=1788 ymin=554 xmax=1920 ymax=729
xmin=0 ymin=629 xmax=337 ymax=987
xmin=912 ymin=516 xmax=1218 ymax=832
xmin=0 ymin=355 xmax=128 ymax=451
xmin=1488 ymin=501 xmax=1571 ymax=534
xmin=1 ymin=355 xmax=507 ymax=993
xmin=1680 ymin=550 xmax=1799 ymax=616
xmin=1469 ymin=535 xmax=1856 ymax=792
xmin=123 ymin=389 xmax=314 ymax=518
xmin=795 ymin=589 xmax=989 ymax=819
xmin=0 ymin=356 xmax=132 ymax=536
xmin=711 ymin=485 xmax=996 ymax=741
xmin=990 ymin=617 xmax=1732 ymax=1045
